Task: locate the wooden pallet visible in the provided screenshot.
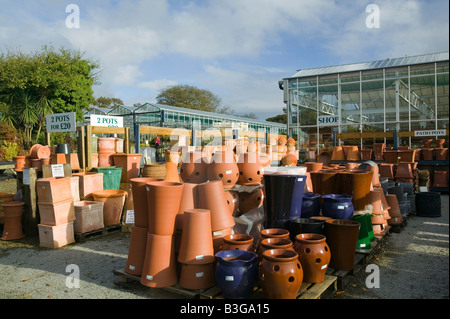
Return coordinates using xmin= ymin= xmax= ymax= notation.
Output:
xmin=113 ymin=268 xmax=337 ymax=300
xmin=74 ymin=224 xmax=122 ymax=242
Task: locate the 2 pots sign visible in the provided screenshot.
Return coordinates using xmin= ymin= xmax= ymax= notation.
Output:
xmin=90 ymin=115 xmax=123 ymax=127
xmin=318 ymin=115 xmax=339 ymax=126
xmin=46 ymin=112 xmax=76 ymax=132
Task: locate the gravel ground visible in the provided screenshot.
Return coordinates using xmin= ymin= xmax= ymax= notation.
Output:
xmin=0 ymin=173 xmax=448 ymax=300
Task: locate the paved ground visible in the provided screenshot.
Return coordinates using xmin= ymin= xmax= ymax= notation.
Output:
xmin=0 ymin=174 xmax=448 ymax=301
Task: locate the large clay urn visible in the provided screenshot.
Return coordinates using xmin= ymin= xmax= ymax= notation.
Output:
xmin=338 ymin=170 xmax=373 ymax=212
xmin=236 ymin=152 xmax=264 ymax=186
xmin=197 ymin=180 xmax=235 ymax=232
xmin=180 ymin=151 xmax=208 ymax=184
xmin=130 ymin=177 xmax=164 ymax=228
xmin=140 ymin=233 xmax=178 ymax=288
xmin=125 ymin=226 xmax=148 ymax=276
xmin=177 ymin=209 xmax=215 ymax=264
xmin=293 ymin=233 xmax=331 ymax=283
xmin=238 ymin=188 xmax=264 ymax=215
xmin=146 ymin=181 xmax=184 ymax=235
xmin=1 ymin=201 xmax=25 ymax=240
xmin=259 ymin=249 xmax=303 ymax=299
xmin=325 ymin=219 xmax=360 ymax=271
xmin=207 ymin=151 xmax=239 ymax=189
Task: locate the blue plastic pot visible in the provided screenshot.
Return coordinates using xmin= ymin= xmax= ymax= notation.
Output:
xmin=301 ymin=193 xmax=321 ymax=218
xmin=322 ymin=194 xmax=354 ymax=220
xmin=215 ymin=250 xmax=259 ymax=299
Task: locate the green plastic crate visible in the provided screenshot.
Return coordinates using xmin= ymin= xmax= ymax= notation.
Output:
xmin=92 ymin=166 xmax=123 ymax=190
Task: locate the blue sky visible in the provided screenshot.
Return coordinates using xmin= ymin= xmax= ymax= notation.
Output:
xmin=0 ymin=0 xmax=448 ymax=120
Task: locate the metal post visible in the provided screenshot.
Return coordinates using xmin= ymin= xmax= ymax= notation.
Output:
xmin=134 ymin=123 xmax=140 ymax=154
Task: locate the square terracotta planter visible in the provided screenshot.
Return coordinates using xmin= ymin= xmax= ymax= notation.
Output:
xmin=50 ymin=153 xmax=67 ymax=165
xmin=72 ymin=172 xmax=104 ymax=200
xmin=112 ymin=153 xmax=142 ymax=183
xmin=38 ymin=198 xmax=75 ymax=226
xmin=36 ymin=177 xmax=73 ymax=204
xmin=73 ymin=201 xmax=104 ymax=233
xmin=38 ymin=221 xmax=75 ymax=248
xmin=70 ymin=176 xmax=80 ymax=201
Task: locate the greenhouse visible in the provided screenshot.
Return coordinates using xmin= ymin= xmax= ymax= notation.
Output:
xmin=279 ymin=51 xmax=449 ymax=153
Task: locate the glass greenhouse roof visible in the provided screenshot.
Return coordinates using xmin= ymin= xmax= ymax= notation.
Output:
xmin=287 ymin=51 xmax=449 ymax=79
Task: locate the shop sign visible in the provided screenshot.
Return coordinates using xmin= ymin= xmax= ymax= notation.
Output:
xmin=318 ymin=115 xmax=339 ymax=126
xmin=90 ymin=114 xmax=123 ymax=127
xmin=46 ymin=112 xmax=76 ymax=132
xmin=414 ymin=129 xmax=446 ymax=137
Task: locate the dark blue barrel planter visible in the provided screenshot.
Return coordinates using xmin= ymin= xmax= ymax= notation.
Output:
xmin=322 ymin=194 xmax=354 ymax=220
xmin=215 ymin=250 xmax=259 ymax=299
xmin=301 ymin=193 xmax=321 ymax=218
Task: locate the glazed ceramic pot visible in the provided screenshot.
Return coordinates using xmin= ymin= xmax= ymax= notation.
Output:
xmin=338 ymin=170 xmax=373 ymax=211
xmin=130 ymin=177 xmax=164 ymax=228
xmin=207 ymin=151 xmax=239 ymax=189
xmin=257 ymin=237 xmax=294 ymax=260
xmin=177 ymin=209 xmax=215 ymax=264
xmin=215 ymin=250 xmax=259 ymax=299
xmin=197 ymin=180 xmax=235 ymax=231
xmin=259 ymin=249 xmax=303 ymax=299
xmin=237 ymin=152 xmax=264 ymax=186
xmin=1 ymin=201 xmax=25 ymax=240
xmin=301 ymin=193 xmax=321 ymax=218
xmin=262 ymin=173 xmax=306 ymax=228
xmin=294 ymin=233 xmax=331 ymax=283
xmin=180 ymin=151 xmax=208 ymax=184
xmin=309 ymin=170 xmax=338 ymax=197
xmin=179 ymin=262 xmax=216 ymax=290
xmin=288 ymin=218 xmax=326 ymax=240
xmin=176 ymin=183 xmax=199 ymax=230
xmin=146 ymin=181 xmax=184 ymax=235
xmin=325 ymin=219 xmax=361 ymax=271
xmin=125 ymin=226 xmax=148 ymax=276
xmin=13 ymin=156 xmax=26 ymax=172
xmin=238 ymin=188 xmax=264 ymax=215
xmin=258 ymin=228 xmax=291 ymax=252
xmin=224 ymin=190 xmax=239 ymax=216
xmin=351 ymin=214 xmax=373 ymax=250
xmin=321 ymin=194 xmax=354 ymax=220
xmin=92 ymin=190 xmax=127 ymax=226
xmin=220 ymin=234 xmax=255 ymax=252
xmin=140 ymin=233 xmax=178 ymax=288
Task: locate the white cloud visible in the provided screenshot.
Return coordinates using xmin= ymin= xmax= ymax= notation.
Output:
xmin=138 ymin=79 xmax=178 ymax=93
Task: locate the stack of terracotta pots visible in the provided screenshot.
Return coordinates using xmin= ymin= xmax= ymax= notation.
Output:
xmin=29 ymin=144 xmax=51 ymax=171
xmin=97 ymin=137 xmax=116 ymax=167
xmin=36 ymin=177 xmax=75 ymax=248
xmin=0 ymin=192 xmax=15 ymax=224
xmin=271 ymin=136 xmax=288 ymax=162
xmin=395 ymin=162 xmax=417 ymax=184
xmin=385 ymin=194 xmax=403 ymax=225
xmin=1 ymin=200 xmax=25 ymax=241
xmin=368 ymin=189 xmax=390 ymax=236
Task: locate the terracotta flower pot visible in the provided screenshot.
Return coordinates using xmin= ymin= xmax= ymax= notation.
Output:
xmin=302 ymin=162 xmax=323 ymax=172
xmin=338 ymin=170 xmax=373 ymax=212
xmin=177 ymin=209 xmax=215 ymax=264
xmin=257 ymin=237 xmax=294 ymax=260
xmin=176 ymin=183 xmax=199 ymax=230
xmin=212 ymin=227 xmax=233 ymax=254
xmin=197 ymin=180 xmax=235 ymax=231
xmin=433 ymin=171 xmax=449 ymax=188
xmin=379 ymin=163 xmax=395 ymax=180
xmin=13 ymin=156 xmax=26 ymax=172
xmin=220 ymin=233 xmax=255 ymax=252
xmin=422 ymin=139 xmax=433 ymax=148
xmin=224 ymin=190 xmax=239 ymax=216
xmin=179 ymin=262 xmax=216 ymax=290
xmin=30 ymin=144 xmax=51 ymax=159
xmin=146 ymin=181 xmax=184 ymax=235
xmin=361 ymin=149 xmax=373 ymax=161
xmin=92 ymin=190 xmax=128 ymax=226
xmin=395 ymin=162 xmax=415 ymax=179
xmin=435 ymin=139 xmax=445 ymax=148
xmin=421 ymin=148 xmax=434 ymax=161
xmin=98 ymin=152 xmax=115 ymax=167
xmin=385 ymin=194 xmax=403 ymax=225
xmin=207 ymin=151 xmax=239 ymax=189
xmin=125 ymin=226 xmax=149 ymax=276
xmin=258 ymin=228 xmax=290 ymax=252
xmin=140 ymin=233 xmax=178 ymax=288
xmin=294 ymin=233 xmax=331 ymax=283
xmin=435 ymin=148 xmax=448 ymax=160
xmin=383 ymin=150 xmax=399 ymax=163
xmin=130 ymin=177 xmax=164 ymax=228
xmin=165 ymin=161 xmax=181 ymax=182
xmin=280 ymin=153 xmax=298 ymax=167
xmin=237 ymin=152 xmax=264 ymax=186
xmin=259 ymin=249 xmax=303 ymax=299
xmin=180 ymin=151 xmax=208 ymax=184
xmin=97 ymin=137 xmax=116 ymax=153
xmin=346 ymin=146 xmax=360 ymax=161
xmin=359 ymin=161 xmax=381 ymax=188
xmin=325 ymin=219 xmax=361 ymax=271
xmin=41 ymin=157 xmax=50 ymax=166
xmin=112 ymin=153 xmax=142 ymax=183
xmin=331 ymin=146 xmax=345 ymax=161
xmin=238 ymin=188 xmax=264 ymax=215
xmin=1 ymin=201 xmax=25 ymax=240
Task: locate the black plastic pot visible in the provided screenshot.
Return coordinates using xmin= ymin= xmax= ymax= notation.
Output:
xmin=416 ymin=192 xmax=441 ymax=217
xmin=288 ymin=218 xmax=325 ymax=241
xmin=56 ymin=143 xmax=71 ymax=154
